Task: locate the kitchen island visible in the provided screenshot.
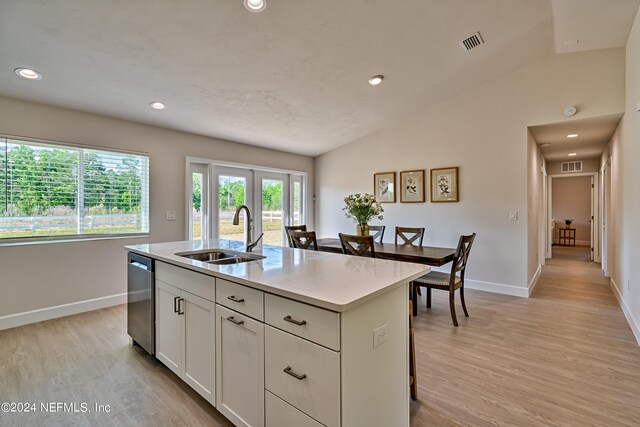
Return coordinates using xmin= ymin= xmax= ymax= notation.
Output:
xmin=126 ymin=239 xmax=429 ymax=427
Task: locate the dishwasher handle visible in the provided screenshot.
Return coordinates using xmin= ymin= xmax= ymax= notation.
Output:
xmin=129 ymin=261 xmax=149 ymax=271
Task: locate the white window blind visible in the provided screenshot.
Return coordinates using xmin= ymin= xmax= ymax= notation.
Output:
xmin=0 ymin=137 xmax=149 ymax=241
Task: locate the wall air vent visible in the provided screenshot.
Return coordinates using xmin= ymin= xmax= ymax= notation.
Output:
xmin=561 ymin=161 xmax=583 ymax=173
xmin=460 ymin=32 xmax=484 ymax=52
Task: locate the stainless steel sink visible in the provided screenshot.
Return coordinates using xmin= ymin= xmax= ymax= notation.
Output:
xmin=207 ymin=256 xmax=262 ymax=265
xmin=175 ymin=249 xmax=265 ymax=265
xmin=176 ymin=250 xmax=237 ymax=262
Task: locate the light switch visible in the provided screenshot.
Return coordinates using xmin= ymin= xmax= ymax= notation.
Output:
xmin=166 ymin=211 xmax=176 ymax=221
xmin=509 ymin=210 xmax=518 ymax=221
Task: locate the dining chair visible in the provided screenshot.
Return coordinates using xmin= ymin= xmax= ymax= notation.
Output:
xmin=289 ymin=230 xmax=318 ymax=251
xmin=338 ymin=233 xmax=375 ymax=258
xmin=284 ymin=225 xmax=307 ymax=248
xmin=368 ymin=225 xmax=385 ymax=243
xmin=411 ymin=233 xmax=476 ymax=326
xmin=395 ymin=226 xmax=425 ymax=246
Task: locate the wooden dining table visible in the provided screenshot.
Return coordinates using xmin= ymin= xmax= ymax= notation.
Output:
xmin=317 ymin=238 xmax=457 ymax=316
xmin=316 ymin=238 xmax=456 ymax=267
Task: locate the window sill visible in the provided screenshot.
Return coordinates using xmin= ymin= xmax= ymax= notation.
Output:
xmin=0 ymin=233 xmax=150 ymax=247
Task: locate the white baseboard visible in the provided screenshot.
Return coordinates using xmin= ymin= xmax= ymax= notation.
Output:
xmin=465 ymin=279 xmax=529 ymax=298
xmin=528 ymin=265 xmax=542 ymax=296
xmin=0 ymin=293 xmax=127 ymax=331
xmin=610 ymin=279 xmax=640 ymax=347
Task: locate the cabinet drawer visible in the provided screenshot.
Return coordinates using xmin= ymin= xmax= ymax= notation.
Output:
xmin=156 ymin=261 xmax=215 ymax=302
xmin=265 ymin=391 xmax=323 ymax=427
xmin=265 ymin=294 xmax=340 ymax=351
xmin=265 ymin=326 xmax=340 ymax=427
xmin=217 ymin=278 xmax=264 ymax=321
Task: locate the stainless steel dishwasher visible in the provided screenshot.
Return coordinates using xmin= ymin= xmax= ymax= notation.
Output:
xmin=127 ymin=252 xmax=155 ymax=355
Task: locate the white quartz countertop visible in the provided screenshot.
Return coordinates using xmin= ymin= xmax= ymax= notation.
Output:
xmin=125 ymin=239 xmax=430 ymax=312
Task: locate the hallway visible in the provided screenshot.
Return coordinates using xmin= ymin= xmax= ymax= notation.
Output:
xmin=411 ymin=246 xmax=640 ymax=426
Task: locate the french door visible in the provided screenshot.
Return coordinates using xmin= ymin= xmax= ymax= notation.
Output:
xmin=188 ymin=163 xmax=302 ymax=247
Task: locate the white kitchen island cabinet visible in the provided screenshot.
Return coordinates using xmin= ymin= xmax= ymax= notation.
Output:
xmin=155 ymin=263 xmax=216 ymax=405
xmin=127 ymin=239 xmax=429 ymax=427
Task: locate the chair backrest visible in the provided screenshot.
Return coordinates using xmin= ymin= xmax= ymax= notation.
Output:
xmin=285 ymin=225 xmax=307 ymax=248
xmin=450 ymin=233 xmax=476 ymax=281
xmin=395 ymin=226 xmax=425 ymax=246
xmin=289 ymin=230 xmax=318 ymax=251
xmin=339 ymin=233 xmax=376 ymax=258
xmin=368 ymin=225 xmax=385 ymax=243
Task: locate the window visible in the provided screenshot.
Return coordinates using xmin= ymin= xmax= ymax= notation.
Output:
xmin=0 ymin=136 xmax=149 ymax=241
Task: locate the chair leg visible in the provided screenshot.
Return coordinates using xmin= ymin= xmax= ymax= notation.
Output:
xmin=426 ymin=287 xmax=432 ymax=308
xmin=449 ymin=290 xmax=458 ymax=327
xmin=460 ymin=286 xmax=469 ymax=317
xmin=411 ymin=283 xmax=418 ymax=316
xmin=409 ymin=300 xmax=417 ymax=400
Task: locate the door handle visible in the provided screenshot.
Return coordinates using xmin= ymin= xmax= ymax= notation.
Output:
xmin=178 ymin=298 xmax=185 ymax=315
xmin=174 ymin=296 xmax=180 ymax=313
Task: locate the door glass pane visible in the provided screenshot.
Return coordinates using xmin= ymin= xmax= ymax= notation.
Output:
xmin=262 ymin=178 xmax=283 ymax=246
xmin=219 ymin=175 xmax=246 ymax=242
xmin=293 ymin=181 xmax=301 ymax=226
xmin=192 ymin=173 xmax=203 ymax=240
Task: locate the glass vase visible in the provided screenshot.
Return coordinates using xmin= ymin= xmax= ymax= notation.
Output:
xmin=356 ymin=223 xmax=369 ymax=236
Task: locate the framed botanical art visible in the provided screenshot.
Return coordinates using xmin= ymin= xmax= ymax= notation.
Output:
xmin=400 ymin=170 xmax=425 ymax=203
xmin=373 ymin=172 xmax=396 ymax=203
xmin=430 ymin=167 xmax=459 ymax=202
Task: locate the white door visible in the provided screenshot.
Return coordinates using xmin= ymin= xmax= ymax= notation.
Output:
xmin=212 ymin=167 xmax=253 ymax=242
xmin=156 ymin=281 xmax=182 ymax=376
xmin=255 ymin=171 xmax=290 ymax=247
xmin=216 ymin=305 xmax=265 ymax=427
xmin=183 ymin=291 xmax=216 ymax=405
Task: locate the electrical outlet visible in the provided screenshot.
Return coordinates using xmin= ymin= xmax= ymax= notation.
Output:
xmin=373 ymin=323 xmax=388 ymax=348
xmin=166 ymin=211 xmax=176 ymax=221
xmin=510 ymin=210 xmax=518 ymax=221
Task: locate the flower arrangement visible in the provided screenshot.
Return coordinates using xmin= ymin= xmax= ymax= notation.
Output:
xmin=564 ymin=218 xmax=573 ymax=225
xmin=343 ymin=193 xmax=384 ymax=226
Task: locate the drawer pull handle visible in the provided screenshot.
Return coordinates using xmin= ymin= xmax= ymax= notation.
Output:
xmin=173 ymin=296 xmax=180 ymax=313
xmin=226 ymin=316 xmax=244 ymax=326
xmin=283 ymin=315 xmax=307 ymax=326
xmin=283 ymin=366 xmax=307 ymax=381
xmin=227 ymin=295 xmax=245 ymax=303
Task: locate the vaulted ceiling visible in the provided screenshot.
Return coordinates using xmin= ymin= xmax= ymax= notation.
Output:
xmin=0 ymin=0 xmax=637 ymax=156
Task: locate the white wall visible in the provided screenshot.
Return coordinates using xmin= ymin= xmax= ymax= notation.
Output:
xmin=606 ymin=7 xmax=640 ymax=344
xmin=527 ymin=129 xmax=545 ymax=288
xmin=552 ymin=176 xmax=591 ymax=244
xmin=0 ymin=97 xmax=314 ymax=323
xmin=315 ymin=48 xmax=625 ymax=297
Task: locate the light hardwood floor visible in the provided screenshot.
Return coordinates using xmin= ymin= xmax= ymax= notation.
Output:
xmin=1 ymin=247 xmax=639 ymax=426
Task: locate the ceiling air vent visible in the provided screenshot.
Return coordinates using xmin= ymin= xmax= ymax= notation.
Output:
xmin=460 ymin=32 xmax=484 ymax=52
xmin=561 ymin=161 xmax=583 ymax=173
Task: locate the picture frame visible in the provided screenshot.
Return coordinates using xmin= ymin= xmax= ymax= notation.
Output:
xmin=430 ymin=167 xmax=459 ymax=202
xmin=399 ymin=170 xmax=425 ymax=203
xmin=373 ymin=172 xmax=396 ymax=203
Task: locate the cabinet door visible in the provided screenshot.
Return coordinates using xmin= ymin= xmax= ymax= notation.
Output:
xmin=216 ymin=305 xmax=265 ymax=427
xmin=183 ymin=291 xmax=216 ymax=405
xmin=156 ymin=280 xmax=182 ymax=376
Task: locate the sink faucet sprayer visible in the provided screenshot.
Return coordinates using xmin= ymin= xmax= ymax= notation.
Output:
xmin=232 ymin=205 xmax=264 ymax=252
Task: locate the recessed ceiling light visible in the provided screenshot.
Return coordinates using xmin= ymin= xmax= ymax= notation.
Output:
xmin=540 ymin=143 xmax=551 ymax=147
xmin=567 ymin=134 xmax=578 ymax=138
xmin=14 ymin=67 xmax=43 ymax=80
xmin=368 ymin=75 xmax=384 ymax=86
xmin=568 ymin=152 xmax=577 ymax=156
xmin=149 ymin=102 xmax=166 ymax=110
xmin=244 ymin=0 xmax=266 ymax=12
